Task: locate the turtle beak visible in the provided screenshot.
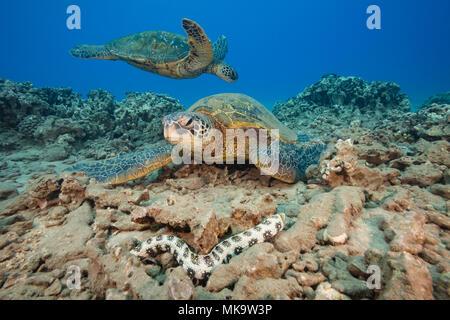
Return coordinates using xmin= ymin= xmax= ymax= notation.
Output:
xmin=229 ymin=70 xmax=238 ymax=82
xmin=164 ymin=121 xmax=191 ymax=144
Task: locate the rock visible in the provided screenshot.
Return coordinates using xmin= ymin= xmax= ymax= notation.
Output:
xmin=318 ymin=187 xmax=364 ymax=245
xmin=423 ymin=140 xmax=450 ymax=166
xmin=85 ymin=184 xmax=149 ymax=212
xmin=379 ymin=252 xmax=434 ymax=300
xmin=137 ymin=267 xmax=196 ymax=300
xmin=320 ymin=139 xmax=386 ymax=190
xmin=144 ymin=265 xmax=161 ymax=278
xmin=44 ymin=279 xmax=62 ymax=296
xmin=166 ymin=176 xmax=206 ymax=191
xmin=42 ymin=144 xmax=69 ymax=162
xmin=45 ymin=206 xmax=69 ymax=228
xmin=273 ymin=74 xmax=410 ymax=140
xmin=415 ymin=104 xmax=450 ymax=141
xmin=0 ymin=237 xmax=11 ymax=250
xmin=433 ymin=272 xmax=450 ymax=300
xmin=444 ymin=169 xmax=450 ymax=184
xmin=37 ymin=202 xmax=95 ymax=270
xmin=380 ymin=211 xmax=426 ymax=255
xmin=26 ymin=174 xmax=62 ymax=203
xmin=331 ymin=279 xmax=373 ymax=299
xmin=275 ymin=186 xmax=364 ymax=252
xmin=206 ymin=243 xmax=298 ymax=292
xmin=378 ymin=185 xmax=446 ymax=215
xmin=322 ymin=253 xmax=356 ymax=282
xmin=84 ymin=251 xmax=162 ymax=300
xmin=58 ymin=173 xmax=88 ymax=210
xmin=167 ymin=268 xmax=196 ymax=300
xmin=430 ymin=184 xmax=450 ymax=199
xmin=292 ymin=253 xmax=319 ymax=272
xmin=231 ymin=275 xmax=302 ymax=300
xmin=0 ymin=182 xmax=19 ymax=200
xmin=400 ymin=163 xmax=443 ymax=187
xmin=426 ymin=212 xmax=450 ymax=230
xmin=196 ymin=287 xmax=233 ymax=300
xmin=357 ymin=142 xmax=404 ymax=165
xmin=347 ymin=255 xmax=368 ymax=279
xmin=113 ymin=92 xmax=184 ymax=149
xmin=423 ymin=223 xmax=442 ymax=246
xmin=22 ymin=253 xmax=44 ymax=273
xmin=314 ymin=282 xmax=351 ymax=300
xmin=422 ymin=92 xmax=450 ymax=107
xmin=303 ymin=286 xmax=315 ymax=299
xmin=0 ymin=247 xmax=16 ymax=263
xmin=286 ymin=271 xmax=325 ymax=287
xmin=420 ymin=248 xmax=442 ymax=265
xmin=105 ymin=289 xmax=130 ymax=300
xmin=25 ymin=273 xmax=55 ymax=287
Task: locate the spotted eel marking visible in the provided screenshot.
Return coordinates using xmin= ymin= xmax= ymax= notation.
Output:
xmin=131 ymin=213 xmax=285 ymax=280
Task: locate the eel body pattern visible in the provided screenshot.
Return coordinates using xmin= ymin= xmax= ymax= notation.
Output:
xmin=131 ymin=213 xmax=285 ymax=280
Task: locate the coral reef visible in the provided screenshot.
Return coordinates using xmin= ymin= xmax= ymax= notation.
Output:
xmin=0 ymin=78 xmax=184 ymax=153
xmin=272 ymin=74 xmax=411 ymax=140
xmin=0 ymin=76 xmax=449 ymax=300
xmin=422 ymin=92 xmax=450 ymax=107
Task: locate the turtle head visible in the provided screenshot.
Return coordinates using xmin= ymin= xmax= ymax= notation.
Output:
xmin=208 ymin=61 xmax=238 ymax=82
xmin=163 ymin=111 xmax=215 ymax=146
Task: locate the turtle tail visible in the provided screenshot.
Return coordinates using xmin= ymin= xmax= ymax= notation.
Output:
xmin=70 ymin=44 xmax=117 ymax=60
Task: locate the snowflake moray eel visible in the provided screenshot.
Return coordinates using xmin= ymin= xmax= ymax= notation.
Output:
xmin=131 ymin=213 xmax=285 ymax=280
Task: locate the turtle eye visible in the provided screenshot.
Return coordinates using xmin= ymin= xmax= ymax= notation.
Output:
xmin=185 ymin=118 xmax=194 ymax=127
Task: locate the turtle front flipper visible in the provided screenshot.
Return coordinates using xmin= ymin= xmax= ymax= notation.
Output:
xmin=180 ymin=19 xmax=214 ymax=74
xmin=67 ymin=144 xmax=173 ymax=184
xmin=70 ymin=45 xmax=118 ymax=60
xmin=250 ymin=136 xmax=327 ymax=183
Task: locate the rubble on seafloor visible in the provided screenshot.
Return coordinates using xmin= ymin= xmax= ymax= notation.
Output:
xmin=0 ymin=75 xmax=448 ymax=300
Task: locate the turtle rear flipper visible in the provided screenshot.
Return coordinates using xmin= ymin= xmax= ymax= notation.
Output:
xmin=249 ymin=138 xmax=326 ymax=183
xmin=67 ymin=145 xmax=173 ymax=184
xmin=70 ymin=45 xmax=118 ymax=60
xmin=213 ymin=35 xmax=228 ymax=61
xmin=181 ymin=18 xmax=214 ymax=73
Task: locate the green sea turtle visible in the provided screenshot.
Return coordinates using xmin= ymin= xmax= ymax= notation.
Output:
xmin=68 ymin=93 xmax=326 ymax=184
xmin=70 ymin=18 xmax=238 ymax=82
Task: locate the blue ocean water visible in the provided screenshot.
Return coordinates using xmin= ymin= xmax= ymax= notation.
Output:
xmin=1 ymin=0 xmax=449 ymax=110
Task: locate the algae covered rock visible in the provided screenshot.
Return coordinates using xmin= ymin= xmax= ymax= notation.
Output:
xmin=113 ymin=92 xmax=184 ymax=148
xmin=415 ymin=103 xmax=450 ymax=141
xmin=273 ymin=74 xmax=410 ymax=138
xmin=422 ymin=92 xmax=450 ymax=107
xmin=0 ymin=78 xmax=185 ymax=155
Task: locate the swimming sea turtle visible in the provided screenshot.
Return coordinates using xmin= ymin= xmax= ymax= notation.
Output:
xmin=68 ymin=93 xmax=326 ymax=184
xmin=70 ymin=18 xmax=238 ymax=82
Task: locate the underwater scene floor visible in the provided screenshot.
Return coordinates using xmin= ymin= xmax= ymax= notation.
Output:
xmin=0 ymin=74 xmax=449 ymax=300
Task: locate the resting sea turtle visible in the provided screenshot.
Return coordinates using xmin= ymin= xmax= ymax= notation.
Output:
xmin=70 ymin=18 xmax=238 ymax=82
xmin=68 ymin=93 xmax=326 ymax=184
